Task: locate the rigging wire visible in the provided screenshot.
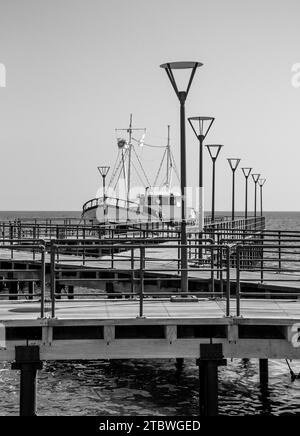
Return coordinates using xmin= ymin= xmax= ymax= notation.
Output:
xmin=111 ymin=148 xmax=129 ymax=191
xmin=132 ymin=146 xmax=152 ymax=187
xmin=131 ymin=160 xmax=149 ymax=188
xmin=132 ymin=137 xmax=165 ymax=149
xmin=153 ymin=148 xmax=167 ymax=187
xmin=170 ymin=149 xmax=180 ymax=183
xmin=108 ymin=149 xmax=121 ymax=188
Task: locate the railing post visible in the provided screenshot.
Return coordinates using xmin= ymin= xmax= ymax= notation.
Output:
xmin=139 ymin=246 xmax=145 ymax=318
xmin=226 ymin=246 xmax=230 ymax=316
xmin=50 ymin=243 xmax=56 ymax=318
xmin=210 ymin=245 xmax=215 ymax=296
xmin=260 ymin=237 xmax=264 ymax=284
xmin=236 ymin=246 xmax=241 ymax=317
xmin=131 ymin=247 xmax=134 ymax=297
xmin=278 ymin=231 xmax=282 ymax=270
xmin=40 ymin=247 xmax=46 ymax=319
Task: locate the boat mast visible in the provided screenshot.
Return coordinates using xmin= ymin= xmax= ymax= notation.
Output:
xmin=127 ymin=114 xmax=133 ymax=208
xmin=114 ymin=115 xmax=146 ymax=219
xmin=166 ymin=125 xmax=171 ymax=188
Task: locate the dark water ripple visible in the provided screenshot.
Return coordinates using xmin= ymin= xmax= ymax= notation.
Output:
xmin=1 ymin=359 xmax=300 ymax=416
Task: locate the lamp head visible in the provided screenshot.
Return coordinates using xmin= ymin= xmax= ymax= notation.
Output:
xmin=252 ymin=173 xmax=260 ymax=183
xmin=160 ymin=61 xmax=203 ymax=100
xmin=227 ymin=158 xmax=241 ymax=171
xmin=242 ymin=167 xmax=252 ymax=178
xmin=97 ymin=166 xmax=110 ymax=177
xmin=258 ymin=178 xmax=266 ymax=187
xmin=188 ymin=116 xmax=215 ymax=140
xmin=206 ymin=144 xmax=224 ymax=160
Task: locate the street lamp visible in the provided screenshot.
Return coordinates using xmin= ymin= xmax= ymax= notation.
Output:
xmin=258 ymin=178 xmax=266 ymax=217
xmin=227 ymin=159 xmax=241 ymax=221
xmin=205 ymin=144 xmax=223 ymax=222
xmin=160 ymin=61 xmax=202 ymax=293
xmin=241 ymin=167 xmax=252 ymax=219
xmin=251 ymin=173 xmax=260 ymax=219
xmin=188 ymin=116 xmax=215 ymax=230
xmin=98 ymin=166 xmax=110 ymax=220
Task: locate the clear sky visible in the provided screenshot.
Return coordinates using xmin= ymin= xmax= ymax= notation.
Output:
xmin=0 ymin=0 xmax=299 ymax=211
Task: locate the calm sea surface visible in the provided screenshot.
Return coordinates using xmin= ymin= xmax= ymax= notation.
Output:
xmin=1 ymin=211 xmax=300 ymax=416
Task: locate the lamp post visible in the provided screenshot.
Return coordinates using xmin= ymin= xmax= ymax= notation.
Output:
xmin=205 ymin=144 xmax=223 ymax=222
xmin=227 ymin=159 xmax=241 ymax=222
xmin=160 ymin=61 xmax=202 ymax=293
xmin=98 ymin=166 xmax=110 ymax=220
xmin=258 ymin=178 xmax=266 ymax=217
xmin=241 ymin=168 xmax=252 ymax=219
xmin=251 ymin=173 xmax=260 ymax=219
xmin=188 ymin=116 xmax=215 ymax=230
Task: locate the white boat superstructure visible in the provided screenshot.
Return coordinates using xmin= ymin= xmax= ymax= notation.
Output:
xmin=81 ymin=116 xmax=196 ymax=225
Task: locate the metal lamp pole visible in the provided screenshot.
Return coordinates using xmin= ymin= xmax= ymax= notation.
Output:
xmin=258 ymin=178 xmax=266 ymax=217
xmin=251 ymin=173 xmax=260 ymax=219
xmin=188 ymin=116 xmax=215 ymax=229
xmin=205 ymin=145 xmax=224 ymax=222
xmin=227 ymin=159 xmax=241 ymax=222
xmin=241 ymin=168 xmax=252 ymax=219
xmin=98 ymin=166 xmax=110 ymax=220
xmin=160 ymin=61 xmax=202 ymax=293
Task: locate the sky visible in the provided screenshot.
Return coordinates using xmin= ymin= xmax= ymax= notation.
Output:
xmin=0 ymin=0 xmax=300 ymax=211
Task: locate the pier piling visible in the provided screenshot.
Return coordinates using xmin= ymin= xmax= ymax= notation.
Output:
xmin=259 ymin=358 xmax=269 ymax=389
xmin=175 ymin=358 xmax=184 ymax=373
xmin=12 ymin=346 xmax=43 ymax=416
xmin=197 ymin=344 xmax=226 ymax=416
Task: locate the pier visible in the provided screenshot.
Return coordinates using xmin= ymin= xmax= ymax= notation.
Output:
xmin=0 ymin=217 xmax=300 ymax=416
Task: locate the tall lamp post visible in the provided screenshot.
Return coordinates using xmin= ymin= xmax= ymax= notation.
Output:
xmin=251 ymin=173 xmax=260 ymax=219
xmin=188 ymin=116 xmax=215 ymax=230
xmin=227 ymin=159 xmax=241 ymax=222
xmin=160 ymin=61 xmax=202 ymax=293
xmin=205 ymin=144 xmax=223 ymax=222
xmin=98 ymin=166 xmax=110 ymax=220
xmin=258 ymin=178 xmax=266 ymax=217
xmin=241 ymin=167 xmax=252 ymax=219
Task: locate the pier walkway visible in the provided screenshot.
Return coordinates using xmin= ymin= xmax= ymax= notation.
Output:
xmin=1 ymin=217 xmax=300 ymax=416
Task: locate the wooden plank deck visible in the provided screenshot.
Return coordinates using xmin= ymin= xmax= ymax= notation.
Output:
xmin=0 ymin=298 xmax=300 ymax=323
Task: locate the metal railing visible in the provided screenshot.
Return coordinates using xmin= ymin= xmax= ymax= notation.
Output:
xmin=235 ymin=241 xmax=300 ymax=316
xmin=0 ymin=243 xmax=46 ymax=318
xmin=49 ymin=241 xmax=231 ymax=318
xmin=0 ymin=216 xmax=265 ymax=243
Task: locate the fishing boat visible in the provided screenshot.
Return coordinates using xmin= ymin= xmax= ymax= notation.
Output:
xmin=81 ymin=116 xmax=196 ymax=225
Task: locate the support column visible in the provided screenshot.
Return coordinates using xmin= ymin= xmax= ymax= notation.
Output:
xmin=259 ymin=358 xmax=268 ymax=389
xmin=175 ymin=358 xmax=184 ymax=372
xmin=197 ymin=343 xmax=226 ymax=416
xmin=11 ymin=346 xmax=43 ymax=416
xmin=28 ymin=281 xmax=35 ymax=300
